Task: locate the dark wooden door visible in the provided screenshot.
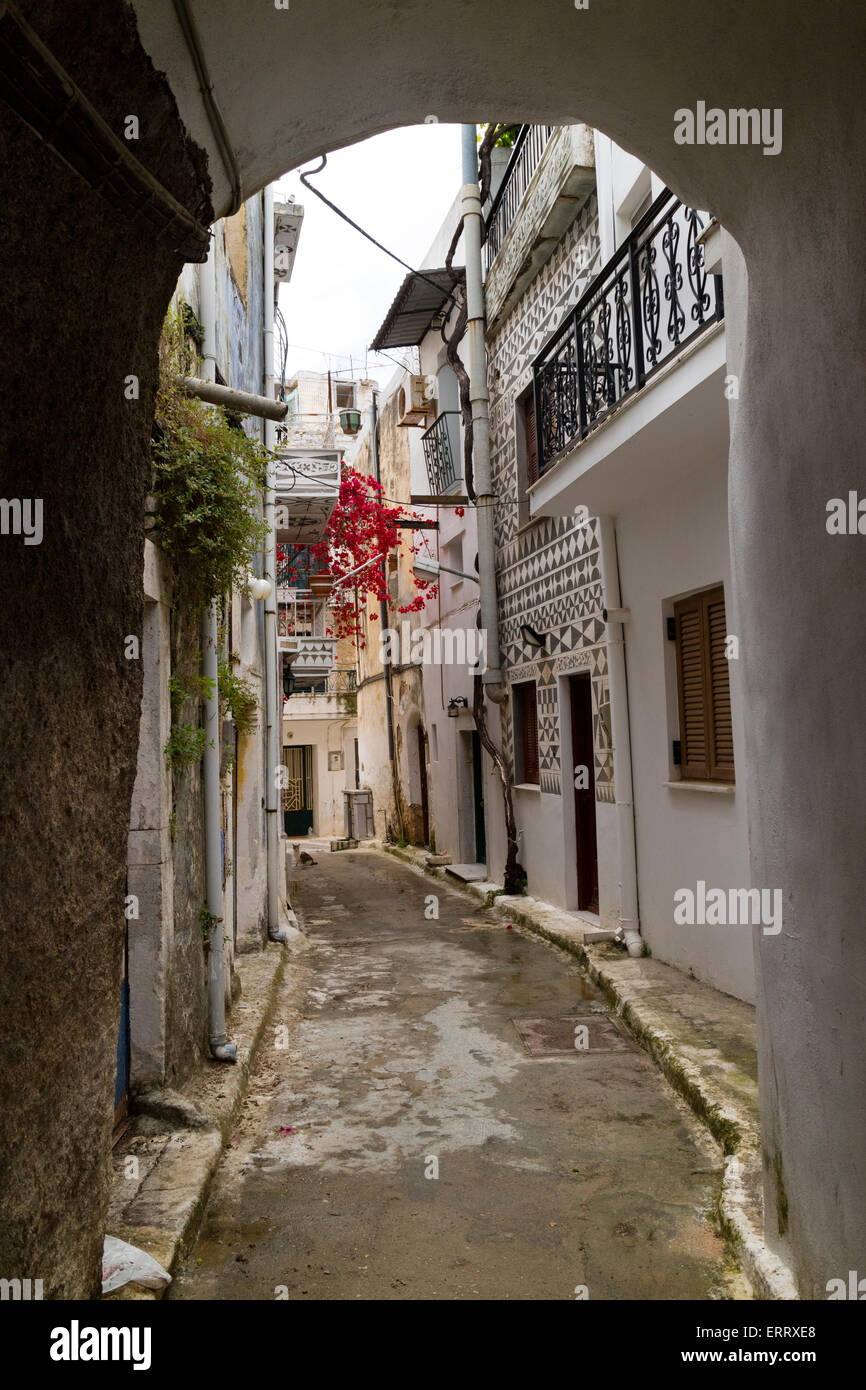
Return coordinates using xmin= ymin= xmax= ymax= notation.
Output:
xmin=471 ymin=731 xmax=486 ymax=864
xmin=570 ymin=674 xmax=599 ymax=912
xmin=417 ymin=724 xmax=430 ymax=846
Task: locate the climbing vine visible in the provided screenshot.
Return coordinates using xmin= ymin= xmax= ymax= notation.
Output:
xmin=218 ymin=654 xmax=259 ymax=739
xmin=150 ymin=307 xmax=268 ymax=608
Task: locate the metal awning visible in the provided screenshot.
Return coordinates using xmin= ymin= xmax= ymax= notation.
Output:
xmin=369 ymin=267 xmax=463 ymax=350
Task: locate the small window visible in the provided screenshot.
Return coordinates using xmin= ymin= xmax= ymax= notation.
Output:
xmin=515 ymin=386 xmax=539 ymax=527
xmin=673 ymin=585 xmax=735 ymax=783
xmin=513 ymin=680 xmax=540 ymax=785
xmin=335 ymin=382 xmax=355 ymax=409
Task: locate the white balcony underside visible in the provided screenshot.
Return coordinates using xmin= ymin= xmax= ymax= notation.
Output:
xmin=529 ymin=325 xmax=728 ymax=518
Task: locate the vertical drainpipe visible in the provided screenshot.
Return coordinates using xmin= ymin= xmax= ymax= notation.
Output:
xmin=263 ymin=184 xmax=287 ymax=943
xmin=371 ymin=392 xmax=400 ymax=835
xmin=200 ymin=234 xmax=237 ymax=1060
xmin=597 ymin=514 xmax=642 ymax=957
xmin=460 ymin=125 xmax=505 ymax=700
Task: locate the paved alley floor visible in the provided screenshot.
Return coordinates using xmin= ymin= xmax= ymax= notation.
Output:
xmin=171 ymin=848 xmax=741 ymax=1301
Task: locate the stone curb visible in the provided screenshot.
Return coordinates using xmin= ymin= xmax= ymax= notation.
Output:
xmin=105 ymin=941 xmax=292 ymax=1299
xmin=376 ymin=840 xmax=798 ymax=1300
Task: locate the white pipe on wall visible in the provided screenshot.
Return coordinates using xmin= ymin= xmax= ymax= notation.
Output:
xmin=200 ymin=235 xmax=237 ymax=1058
xmin=263 ymin=183 xmax=287 ymax=943
xmin=460 ymin=124 xmax=505 ymax=701
xmin=597 ymin=514 xmax=642 ymax=957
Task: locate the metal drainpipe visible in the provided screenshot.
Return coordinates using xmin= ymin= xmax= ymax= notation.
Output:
xmin=263 ymin=184 xmax=287 ymax=943
xmin=200 ymin=236 xmax=237 ymax=1060
xmin=460 ymin=125 xmax=505 ymax=701
xmin=371 ymin=393 xmax=400 ymax=825
xmin=597 ymin=515 xmax=642 ymax=957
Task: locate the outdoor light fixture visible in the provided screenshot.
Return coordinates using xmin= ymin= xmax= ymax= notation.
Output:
xmin=247 ymin=573 xmax=272 ymax=601
xmin=339 ymin=407 xmax=362 ymax=435
xmin=447 ymin=697 xmax=469 ymax=718
xmin=520 ymin=622 xmax=547 ymax=650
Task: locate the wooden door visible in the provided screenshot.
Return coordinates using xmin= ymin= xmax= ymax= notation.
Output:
xmin=570 ymin=674 xmax=599 ymax=912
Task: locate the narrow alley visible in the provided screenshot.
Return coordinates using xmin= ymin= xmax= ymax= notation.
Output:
xmin=171 ymin=848 xmax=736 ymax=1301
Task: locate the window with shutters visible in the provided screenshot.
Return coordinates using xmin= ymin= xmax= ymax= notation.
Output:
xmin=673 ymin=585 xmax=735 ymax=783
xmin=515 ymin=387 xmax=540 ymax=528
xmin=513 ymin=680 xmax=540 ymax=785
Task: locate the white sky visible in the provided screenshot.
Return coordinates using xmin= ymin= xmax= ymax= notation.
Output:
xmin=273 ymin=124 xmax=464 ymax=391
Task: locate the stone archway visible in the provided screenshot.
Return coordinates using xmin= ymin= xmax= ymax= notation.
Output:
xmin=1 ymin=0 xmax=864 ymax=1296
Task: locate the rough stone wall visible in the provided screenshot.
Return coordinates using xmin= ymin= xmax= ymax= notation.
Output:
xmin=0 ymin=0 xmax=211 ymax=1295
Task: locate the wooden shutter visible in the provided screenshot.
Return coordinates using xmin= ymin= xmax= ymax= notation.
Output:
xmin=516 ymin=681 xmax=539 ymax=784
xmin=674 ymin=586 xmax=735 ymax=783
xmin=524 ymin=392 xmax=539 ymax=487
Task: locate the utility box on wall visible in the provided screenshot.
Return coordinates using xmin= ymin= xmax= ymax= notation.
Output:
xmin=343 ymin=788 xmax=374 ymax=840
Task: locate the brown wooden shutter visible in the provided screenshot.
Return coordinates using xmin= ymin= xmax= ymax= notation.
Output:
xmin=524 ymin=392 xmax=539 ymax=486
xmin=516 ymin=681 xmax=539 ymax=784
xmin=705 ymin=589 xmax=735 ymax=781
xmin=674 ymin=585 xmax=735 ymax=784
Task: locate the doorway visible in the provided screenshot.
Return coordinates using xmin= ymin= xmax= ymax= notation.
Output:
xmin=283 ymin=744 xmax=314 ymax=835
xmin=417 ymin=724 xmax=430 ymax=846
xmin=569 ymin=674 xmax=599 ymax=912
xmin=471 ymin=730 xmax=486 ymax=864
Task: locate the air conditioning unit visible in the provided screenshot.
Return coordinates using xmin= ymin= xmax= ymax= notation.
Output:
xmin=397 ymin=374 xmax=436 ymax=427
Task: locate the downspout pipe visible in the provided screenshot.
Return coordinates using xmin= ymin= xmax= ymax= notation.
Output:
xmin=263 ymin=183 xmax=287 ymax=944
xmin=460 ymin=124 xmax=505 ymax=701
xmin=597 ymin=515 xmax=642 ymax=958
xmin=371 ymin=393 xmax=401 ymax=834
xmin=200 ymin=236 xmax=237 ymax=1060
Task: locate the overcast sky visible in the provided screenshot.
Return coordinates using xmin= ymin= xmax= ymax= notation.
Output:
xmin=273 ymin=124 xmax=464 ymax=391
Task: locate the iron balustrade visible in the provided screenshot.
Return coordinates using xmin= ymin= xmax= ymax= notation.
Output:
xmin=289 ymin=669 xmax=357 ymax=697
xmin=483 ymin=125 xmax=557 ymax=274
xmin=421 ymin=411 xmax=461 ymax=495
xmin=533 ymin=189 xmax=724 ymax=475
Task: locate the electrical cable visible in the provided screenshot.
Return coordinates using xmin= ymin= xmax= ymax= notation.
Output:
xmin=299 ymin=155 xmax=460 ymax=308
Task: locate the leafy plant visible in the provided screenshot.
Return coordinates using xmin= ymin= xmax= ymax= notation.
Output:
xmin=218 ymin=655 xmax=259 ymax=739
xmin=200 ymin=907 xmax=217 ymax=945
xmin=150 ymin=308 xmax=269 ymax=608
xmin=165 ymin=667 xmax=213 ymax=772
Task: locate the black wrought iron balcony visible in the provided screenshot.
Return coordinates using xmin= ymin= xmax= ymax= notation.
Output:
xmin=483 ymin=125 xmax=556 ymax=274
xmin=421 ymin=411 xmax=461 ymax=495
xmin=532 ymin=189 xmax=724 ymax=475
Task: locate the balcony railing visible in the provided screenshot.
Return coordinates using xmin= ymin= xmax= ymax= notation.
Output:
xmin=289 ymin=669 xmax=357 ymax=697
xmin=483 ymin=125 xmax=556 ymax=274
xmin=533 ymin=189 xmax=724 ymax=475
xmin=278 ymin=592 xmax=328 ymax=640
xmin=421 ymin=411 xmax=460 ymax=495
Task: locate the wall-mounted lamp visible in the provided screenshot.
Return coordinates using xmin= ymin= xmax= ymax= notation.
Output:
xmin=520 ymin=622 xmax=547 ymax=650
xmin=247 ymin=573 xmax=272 ymax=601
xmin=447 ymin=696 xmax=469 ymax=719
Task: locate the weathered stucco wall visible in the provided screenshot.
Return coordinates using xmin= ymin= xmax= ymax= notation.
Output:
xmin=0 ymin=0 xmax=211 ymax=1296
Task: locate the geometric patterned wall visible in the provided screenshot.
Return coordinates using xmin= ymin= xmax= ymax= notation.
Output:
xmin=487 ymin=196 xmax=614 ymax=802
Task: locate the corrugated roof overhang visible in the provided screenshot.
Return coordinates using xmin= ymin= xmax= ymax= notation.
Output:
xmin=369 ymin=267 xmax=463 ymax=351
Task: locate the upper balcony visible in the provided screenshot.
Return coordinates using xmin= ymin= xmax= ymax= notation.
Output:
xmin=483 ymin=124 xmax=595 ymax=333
xmin=278 ymin=591 xmax=337 ymax=687
xmin=273 ymin=448 xmax=340 ymax=545
xmin=421 ymin=411 xmax=461 ymax=496
xmin=529 ymin=188 xmax=727 ymax=518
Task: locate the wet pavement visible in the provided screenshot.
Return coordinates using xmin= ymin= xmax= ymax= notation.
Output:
xmin=171 ymin=847 xmax=740 ymax=1300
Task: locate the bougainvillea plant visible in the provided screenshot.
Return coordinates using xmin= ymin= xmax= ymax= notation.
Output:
xmin=276 ymin=465 xmax=437 ymax=646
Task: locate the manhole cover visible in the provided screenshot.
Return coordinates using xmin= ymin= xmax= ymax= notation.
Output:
xmin=512 ymin=1015 xmax=633 ymax=1057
